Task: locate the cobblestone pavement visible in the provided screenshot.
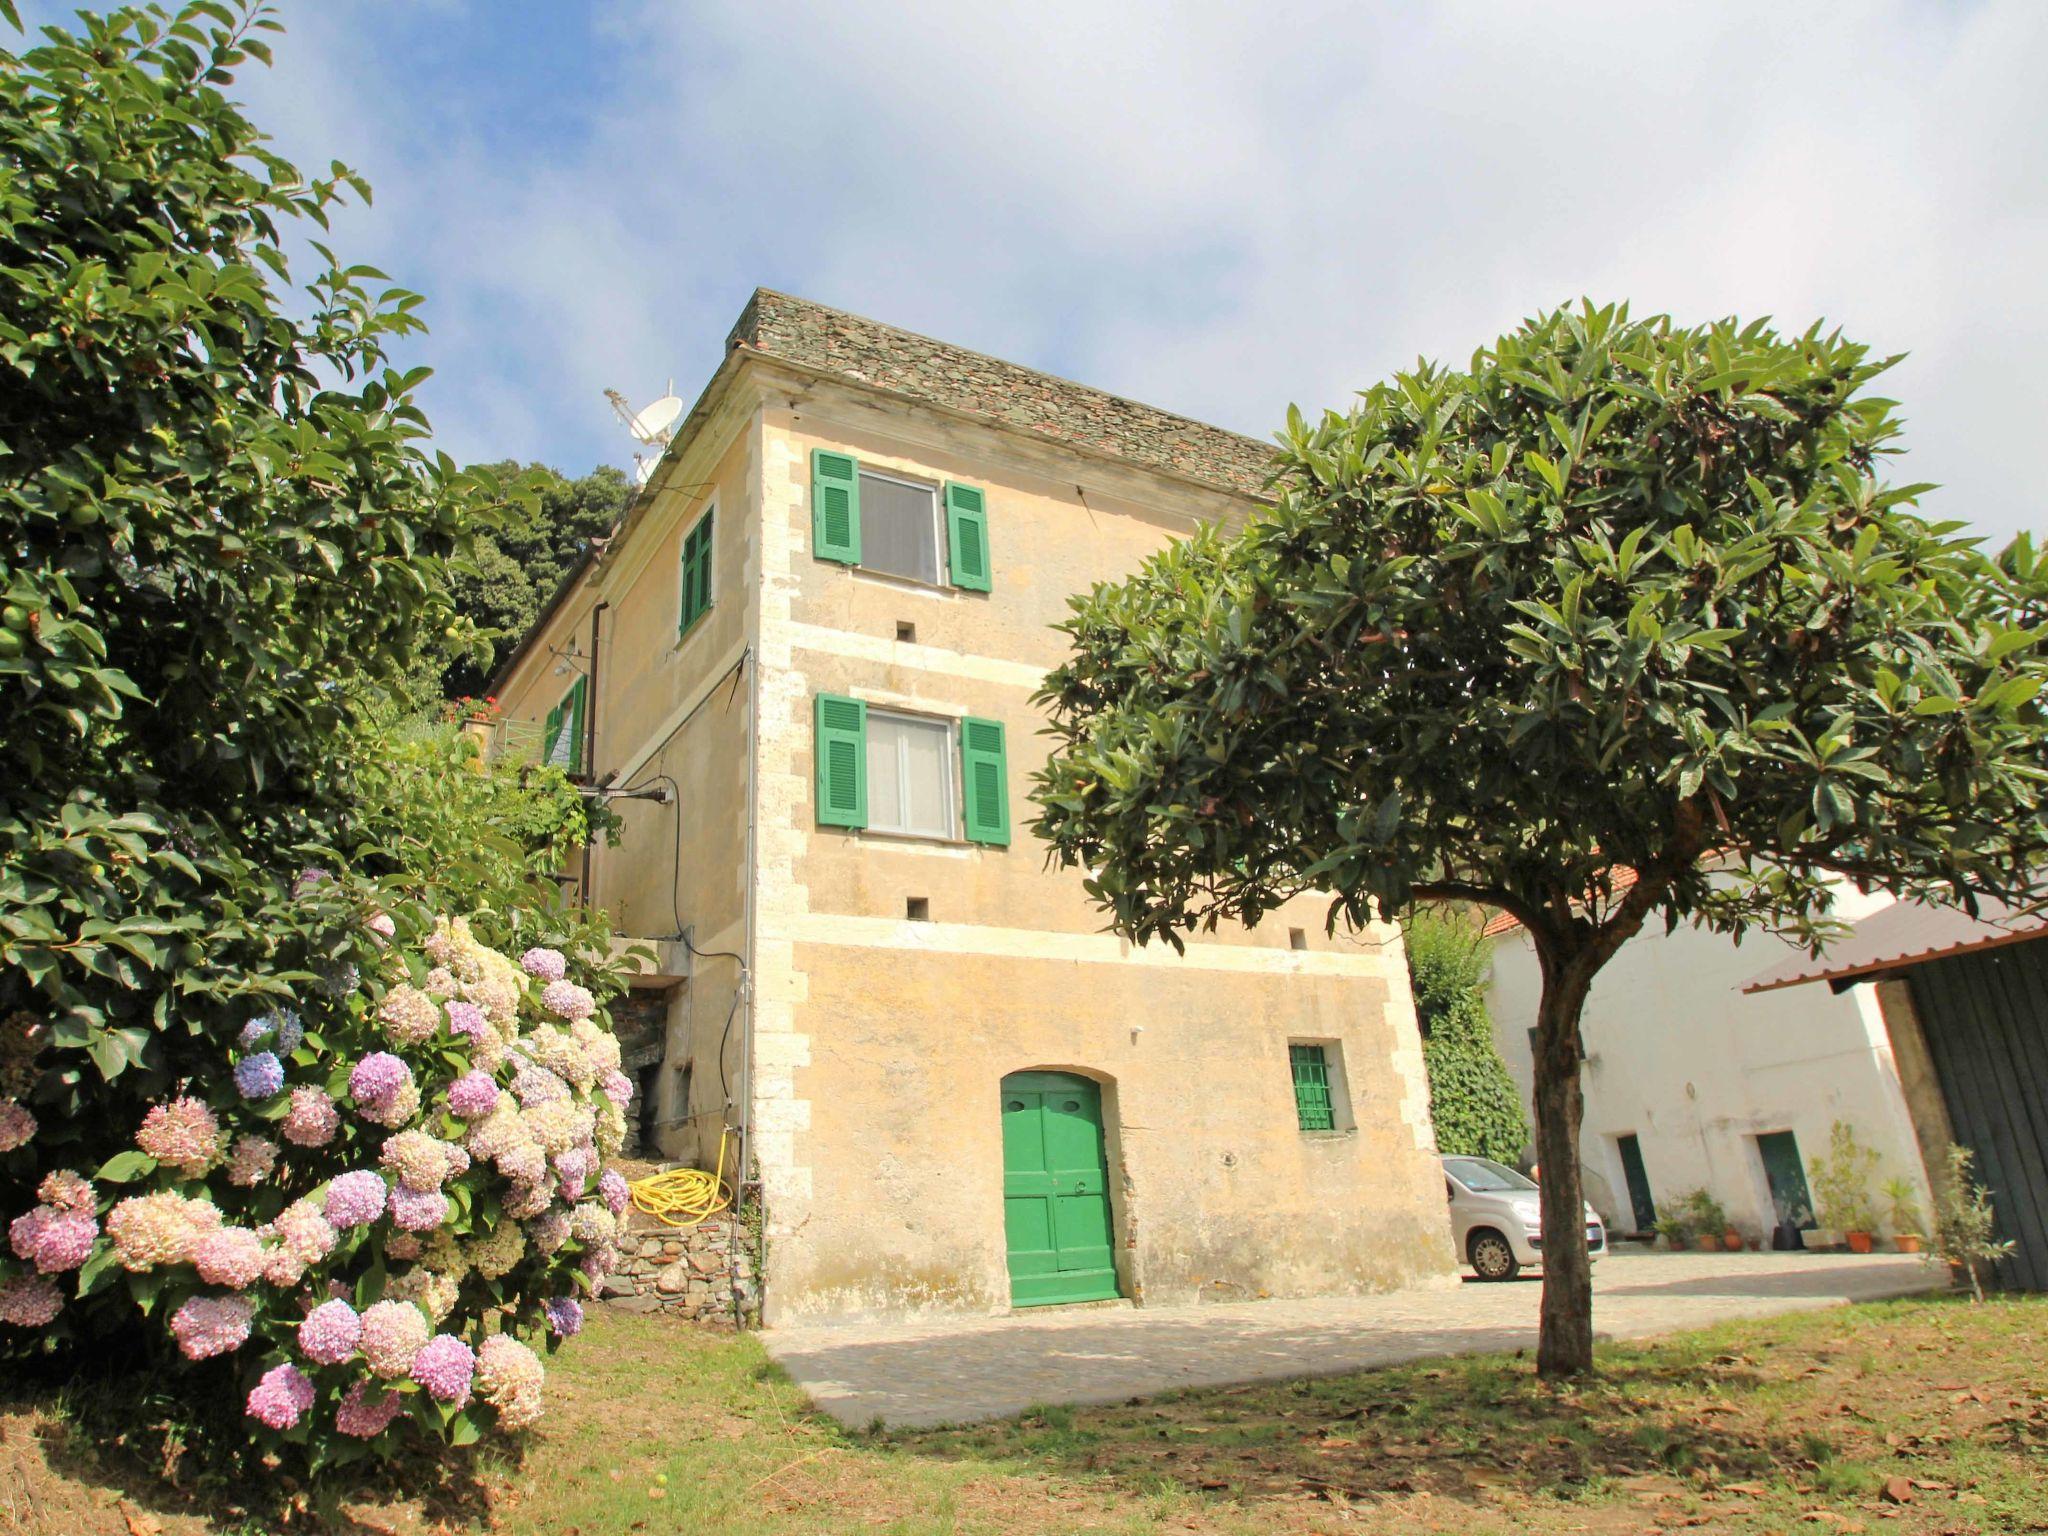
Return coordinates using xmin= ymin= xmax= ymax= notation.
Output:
xmin=762 ymin=1251 xmax=1936 ymax=1428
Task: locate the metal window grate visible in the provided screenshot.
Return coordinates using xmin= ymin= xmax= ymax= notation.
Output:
xmin=1289 ymin=1043 xmax=1334 ymax=1132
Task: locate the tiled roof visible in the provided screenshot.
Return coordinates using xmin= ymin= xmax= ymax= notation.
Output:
xmin=1743 ymin=894 xmax=2048 ymax=994
xmin=729 ymin=290 xmax=1276 ymax=498
xmin=1481 ymin=868 xmax=1641 ymax=938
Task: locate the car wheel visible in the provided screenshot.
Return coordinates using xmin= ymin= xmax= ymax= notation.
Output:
xmin=1469 ymin=1229 xmax=1520 ymax=1281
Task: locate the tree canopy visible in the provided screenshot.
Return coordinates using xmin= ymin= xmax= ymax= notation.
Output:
xmin=1032 ymin=301 xmax=2048 ymax=1373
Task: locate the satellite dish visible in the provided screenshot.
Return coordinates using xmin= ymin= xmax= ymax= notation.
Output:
xmin=632 ymin=454 xmax=660 ymax=487
xmin=628 ymin=394 xmax=683 ymax=444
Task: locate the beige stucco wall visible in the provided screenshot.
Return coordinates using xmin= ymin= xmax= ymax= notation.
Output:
xmin=747 ymin=380 xmax=1455 ymax=1323
xmin=494 ymin=397 xmax=763 ymax=1168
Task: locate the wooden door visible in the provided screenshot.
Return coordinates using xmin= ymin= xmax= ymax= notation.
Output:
xmin=1001 ymin=1072 xmax=1119 ymax=1307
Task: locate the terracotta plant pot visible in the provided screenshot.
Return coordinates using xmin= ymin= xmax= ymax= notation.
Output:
xmin=1695 ymin=1234 xmax=1721 ymax=1252
xmin=1846 ymin=1230 xmax=1874 ymax=1254
xmin=1723 ymin=1230 xmax=1745 ymax=1251
xmin=1894 ymin=1233 xmax=1923 ymax=1254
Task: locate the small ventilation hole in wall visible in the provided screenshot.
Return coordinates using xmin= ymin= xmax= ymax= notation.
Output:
xmin=896 ymin=621 xmax=916 ymax=643
xmin=906 ymin=896 xmax=930 ymax=922
xmin=1289 ymin=928 xmax=1308 ymax=951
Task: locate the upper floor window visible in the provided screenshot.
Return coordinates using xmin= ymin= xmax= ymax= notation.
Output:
xmin=810 ymin=449 xmax=991 ymax=592
xmin=813 ymin=692 xmax=1009 ymax=846
xmin=860 ymin=472 xmax=943 ymax=586
xmin=679 ymin=505 xmax=714 ymax=638
xmin=543 ymin=675 xmax=587 ymax=776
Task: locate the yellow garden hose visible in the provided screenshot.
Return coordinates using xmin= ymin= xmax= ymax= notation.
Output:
xmin=627 ymin=1128 xmax=734 ymax=1228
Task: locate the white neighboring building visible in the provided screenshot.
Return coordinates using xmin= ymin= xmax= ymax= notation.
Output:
xmin=1484 ymin=886 xmax=1931 ymax=1242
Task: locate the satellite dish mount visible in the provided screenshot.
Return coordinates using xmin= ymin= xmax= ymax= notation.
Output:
xmin=605 ymin=380 xmax=684 ymax=486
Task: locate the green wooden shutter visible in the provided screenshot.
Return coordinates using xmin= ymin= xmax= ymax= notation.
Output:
xmin=543 ymin=702 xmax=564 ymax=767
xmin=566 ymin=675 xmax=588 ymax=776
xmin=1290 ymin=1044 xmax=1334 ymax=1131
xmin=680 ymin=510 xmax=713 ymax=635
xmin=944 ymin=482 xmax=991 ymax=592
xmin=811 ymin=450 xmax=861 ymax=565
xmin=959 ymin=716 xmax=1009 ymax=846
xmin=814 ymin=693 xmax=867 ymax=828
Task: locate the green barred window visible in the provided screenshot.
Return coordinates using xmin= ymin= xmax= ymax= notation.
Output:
xmin=1289 ymin=1044 xmax=1335 ymax=1132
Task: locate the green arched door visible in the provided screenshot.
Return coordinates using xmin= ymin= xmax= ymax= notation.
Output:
xmin=1001 ymin=1071 xmax=1120 ymax=1306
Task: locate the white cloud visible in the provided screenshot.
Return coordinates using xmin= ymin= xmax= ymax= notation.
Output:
xmin=83 ymin=0 xmax=2048 ymax=541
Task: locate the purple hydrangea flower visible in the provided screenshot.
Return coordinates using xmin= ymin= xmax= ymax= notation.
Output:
xmin=444 ymin=1000 xmax=488 ymax=1041
xmin=323 ymin=1170 xmax=388 ymax=1230
xmin=239 ymin=1009 xmax=303 ymax=1056
xmin=446 ymin=1070 xmax=499 ymax=1120
xmin=520 ymin=947 xmax=567 ymax=982
xmin=349 ymin=1052 xmax=409 ymax=1105
xmin=544 ymin=1296 xmax=584 ymax=1337
xmin=245 ymin=1363 xmax=315 ymax=1429
xmin=298 ymin=1297 xmax=363 ymax=1365
xmin=599 ymin=1069 xmax=634 ymax=1107
xmin=599 ymin=1167 xmax=630 ymax=1217
xmin=233 ymin=1051 xmax=285 ymax=1100
xmin=387 ymin=1184 xmax=449 ymax=1232
xmin=411 ymin=1333 xmax=476 ymax=1405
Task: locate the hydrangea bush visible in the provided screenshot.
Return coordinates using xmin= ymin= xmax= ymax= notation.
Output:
xmin=0 ymin=912 xmax=630 ymax=1462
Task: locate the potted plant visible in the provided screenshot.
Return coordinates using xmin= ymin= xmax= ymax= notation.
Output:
xmin=1810 ymin=1121 xmax=1881 ymax=1254
xmin=1675 ymin=1190 xmax=1729 ymax=1251
xmin=1882 ymin=1177 xmax=1926 ymax=1254
xmin=1931 ymin=1143 xmax=2015 ymax=1302
xmin=1652 ymin=1212 xmax=1690 ymax=1252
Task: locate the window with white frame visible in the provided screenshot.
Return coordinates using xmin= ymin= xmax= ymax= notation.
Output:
xmin=858 ymin=471 xmax=944 ymax=585
xmin=865 ymin=709 xmax=956 ymax=838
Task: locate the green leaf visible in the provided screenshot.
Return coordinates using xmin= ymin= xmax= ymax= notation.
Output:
xmin=95 ymin=1150 xmax=159 ymax=1183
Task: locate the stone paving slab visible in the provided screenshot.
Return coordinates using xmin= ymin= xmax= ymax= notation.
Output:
xmin=762 ymin=1252 xmax=1937 ymax=1428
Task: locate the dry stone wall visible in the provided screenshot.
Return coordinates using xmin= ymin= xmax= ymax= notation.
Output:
xmin=599 ymin=1207 xmax=761 ymax=1327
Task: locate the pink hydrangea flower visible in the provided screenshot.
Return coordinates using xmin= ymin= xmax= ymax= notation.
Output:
xmin=519 ymin=947 xmax=567 ymax=982
xmin=599 ymin=1068 xmax=634 ymax=1107
xmin=445 ymin=1000 xmax=489 ymax=1042
xmin=193 ymin=1226 xmax=266 ymax=1289
xmin=387 ymin=1184 xmax=449 ymax=1232
xmin=258 ymin=1198 xmax=336 ymax=1286
xmin=281 ymin=1085 xmax=340 ymax=1147
xmin=10 ymin=1208 xmax=96 ymax=1274
xmin=539 ymin=979 xmax=595 ymax=1022
xmin=380 ymin=1129 xmax=451 ymax=1192
xmin=476 ymin=1334 xmax=545 ymax=1429
xmin=349 ymin=1051 xmax=411 ymax=1106
xmin=37 ymin=1170 xmax=96 ymax=1215
xmin=135 ymin=1096 xmax=222 ymax=1175
xmin=411 ymin=1333 xmax=475 ymax=1406
xmin=225 ymin=1134 xmax=280 ymax=1187
xmin=544 ymin=1296 xmax=583 ymax=1337
xmin=359 ymin=1299 xmax=431 ymax=1378
xmin=107 ymin=1192 xmax=221 ymax=1271
xmin=0 ymin=1100 xmax=34 ymax=1153
xmin=334 ymin=1380 xmax=404 ymax=1438
xmin=170 ymin=1294 xmax=254 ymax=1359
xmin=324 ymin=1170 xmax=388 ymax=1230
xmin=245 ymin=1363 xmax=315 ymax=1430
xmin=367 ymin=911 xmax=397 ymax=942
xmin=298 ymin=1298 xmax=363 ymax=1365
xmin=377 ymin=984 xmax=440 ymax=1046
xmin=0 ymin=1274 xmax=62 ymax=1327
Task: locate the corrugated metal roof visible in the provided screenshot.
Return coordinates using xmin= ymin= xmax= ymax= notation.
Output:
xmin=1741 ymin=894 xmax=2048 ymax=994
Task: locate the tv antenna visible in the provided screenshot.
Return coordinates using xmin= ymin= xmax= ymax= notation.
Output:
xmin=605 ymin=381 xmax=684 ymax=486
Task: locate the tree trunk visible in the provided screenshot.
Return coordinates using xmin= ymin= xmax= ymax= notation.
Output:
xmin=1531 ymin=950 xmax=1597 ymax=1379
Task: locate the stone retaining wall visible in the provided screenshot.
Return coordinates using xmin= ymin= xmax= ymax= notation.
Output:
xmin=599 ymin=1206 xmax=761 ymax=1326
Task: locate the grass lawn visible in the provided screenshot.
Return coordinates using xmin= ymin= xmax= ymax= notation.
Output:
xmin=2 ymin=1293 xmax=2042 ymax=1535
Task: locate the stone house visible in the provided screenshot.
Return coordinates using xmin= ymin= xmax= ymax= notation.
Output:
xmin=489 ymin=290 xmax=1454 ymax=1324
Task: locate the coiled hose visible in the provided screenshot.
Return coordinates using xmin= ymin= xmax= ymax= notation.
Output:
xmin=627 ymin=1127 xmax=734 ymax=1228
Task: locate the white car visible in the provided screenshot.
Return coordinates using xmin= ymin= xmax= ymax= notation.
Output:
xmin=1442 ymin=1154 xmax=1605 ymax=1281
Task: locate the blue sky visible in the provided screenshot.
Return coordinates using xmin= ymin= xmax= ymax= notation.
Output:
xmin=25 ymin=1 xmax=2048 ymax=541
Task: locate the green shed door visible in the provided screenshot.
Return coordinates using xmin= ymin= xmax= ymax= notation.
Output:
xmin=1001 ymin=1072 xmax=1119 ymax=1307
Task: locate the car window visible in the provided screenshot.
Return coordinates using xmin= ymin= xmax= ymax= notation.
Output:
xmin=1443 ymin=1156 xmax=1536 ymax=1192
